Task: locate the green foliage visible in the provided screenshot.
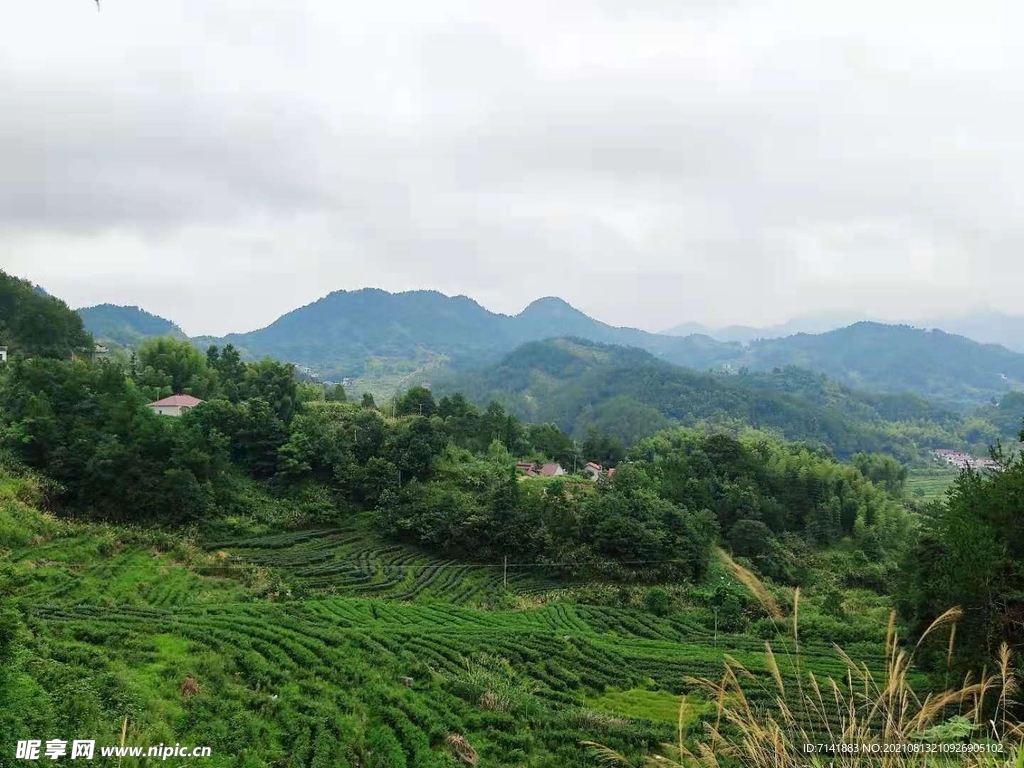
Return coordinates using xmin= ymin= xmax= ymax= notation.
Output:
xmin=852 ymin=451 xmax=909 ymax=496
xmin=377 ymin=444 xmax=719 ymax=582
xmin=898 ymin=452 xmax=1024 ymax=674
xmin=206 ymin=343 xmax=247 ymax=401
xmin=644 ymin=588 xmax=671 ymax=617
xmin=77 ymin=304 xmax=186 ymax=347
xmin=136 ymin=336 xmax=218 ymax=399
xmin=434 ymin=338 xmax=997 ymax=460
xmin=581 ymin=428 xmax=625 ymax=466
xmin=632 ymin=429 xmax=911 ymax=571
xmin=395 ymin=385 xmax=436 ymax=417
xmin=325 ymin=383 xmax=347 ymax=402
xmin=296 ymin=381 xmax=326 ymax=403
xmin=0 ymin=358 xmax=226 ymax=523
xmin=0 ymin=270 xmax=93 ymax=359
xmin=912 ymin=715 xmax=977 ymax=743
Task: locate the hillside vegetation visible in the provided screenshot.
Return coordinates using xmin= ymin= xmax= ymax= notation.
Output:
xmin=0 ymin=461 xmax=908 ymax=768
xmin=0 ymin=270 xmax=92 ymax=359
xmin=740 ymin=322 xmax=1024 ymax=409
xmin=431 ymin=338 xmax=1013 ymax=461
xmin=78 ymin=303 xmax=187 ymax=346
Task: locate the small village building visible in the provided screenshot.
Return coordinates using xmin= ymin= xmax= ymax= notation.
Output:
xmin=583 ymin=461 xmax=602 ymax=481
xmin=539 ymin=463 xmax=565 ymax=477
xmin=147 ymin=394 xmax=204 ymax=417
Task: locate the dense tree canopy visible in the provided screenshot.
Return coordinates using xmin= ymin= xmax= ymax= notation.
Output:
xmin=899 ymin=445 xmax=1024 ymax=673
xmin=437 ymin=338 xmax=1021 ymax=461
xmin=0 ymin=270 xmax=93 ymax=360
xmin=0 ymin=358 xmax=225 ymax=522
xmin=0 ymin=339 xmax=298 ymax=522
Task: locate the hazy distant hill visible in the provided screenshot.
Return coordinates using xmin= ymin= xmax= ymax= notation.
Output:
xmin=737 ymin=322 xmax=1024 ymax=409
xmin=74 ymin=287 xmax=1024 ymax=408
xmin=188 ymin=289 xmax=736 ymax=376
xmin=662 ymin=312 xmax=868 ymax=342
xmin=916 ymin=309 xmax=1024 ymax=353
xmin=192 ymin=289 xmax=512 ymax=372
xmin=78 ymin=304 xmax=187 ymax=347
xmin=666 ymin=309 xmax=1024 ymax=352
xmin=430 ymin=337 xmax=967 ymax=459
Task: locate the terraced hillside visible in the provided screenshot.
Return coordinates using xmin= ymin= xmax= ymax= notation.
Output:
xmin=5 ymin=485 xmax=891 ymax=767
xmin=206 ymin=526 xmax=563 ymax=605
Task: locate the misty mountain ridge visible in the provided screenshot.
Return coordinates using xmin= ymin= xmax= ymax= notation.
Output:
xmin=665 ymin=308 xmax=1024 ymax=351
xmin=76 ymin=287 xmax=1024 ymax=409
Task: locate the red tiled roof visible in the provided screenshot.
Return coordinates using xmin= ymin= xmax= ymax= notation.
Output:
xmin=585 ymin=462 xmax=602 ymax=470
xmin=148 ymin=394 xmax=204 ymax=407
xmin=539 ymin=463 xmax=563 ymax=476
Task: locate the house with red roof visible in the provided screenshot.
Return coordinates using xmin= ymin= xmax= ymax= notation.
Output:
xmin=583 ymin=461 xmax=602 ymax=481
xmin=147 ymin=394 xmax=204 ymax=417
xmin=539 ymin=463 xmax=565 ymax=477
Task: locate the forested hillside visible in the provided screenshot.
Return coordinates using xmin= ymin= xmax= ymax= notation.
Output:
xmin=78 ymin=303 xmax=187 ymax=346
xmin=739 ymin=322 xmax=1024 ymax=409
xmin=0 ymin=270 xmax=92 ymax=359
xmin=431 ymin=338 xmax=1009 ymax=461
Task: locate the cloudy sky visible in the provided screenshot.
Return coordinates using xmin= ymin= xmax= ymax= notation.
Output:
xmin=2 ymin=1 xmax=1022 ymax=336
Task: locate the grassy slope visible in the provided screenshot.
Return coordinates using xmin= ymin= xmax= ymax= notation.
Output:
xmin=906 ymin=467 xmax=960 ymax=502
xmin=2 ymin=471 xmax=892 ymax=768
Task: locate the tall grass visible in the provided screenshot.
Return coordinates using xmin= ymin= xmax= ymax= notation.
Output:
xmin=584 ymin=564 xmax=1022 ymax=767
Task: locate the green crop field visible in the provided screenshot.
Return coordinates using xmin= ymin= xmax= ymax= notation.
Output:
xmin=3 ymin=479 xmax=894 ymax=767
xmin=906 ymin=467 xmax=960 ymax=502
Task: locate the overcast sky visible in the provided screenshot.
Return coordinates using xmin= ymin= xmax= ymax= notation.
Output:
xmin=2 ymin=1 xmax=1023 ymax=336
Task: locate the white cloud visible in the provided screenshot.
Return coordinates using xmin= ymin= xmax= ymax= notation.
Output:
xmin=2 ymin=0 xmax=1023 ymax=334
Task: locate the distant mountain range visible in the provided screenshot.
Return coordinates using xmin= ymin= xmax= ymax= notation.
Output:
xmin=918 ymin=309 xmax=1024 ymax=354
xmin=77 ymin=289 xmax=1024 ymax=410
xmin=664 ymin=309 xmax=1024 ymax=352
xmin=662 ymin=312 xmax=871 ymax=343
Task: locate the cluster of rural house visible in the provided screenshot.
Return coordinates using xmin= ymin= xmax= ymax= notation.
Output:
xmin=515 ymin=461 xmax=616 ymax=482
xmin=932 ymin=448 xmax=999 ymax=471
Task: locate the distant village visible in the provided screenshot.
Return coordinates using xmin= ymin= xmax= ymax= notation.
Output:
xmin=932 ymin=449 xmax=1000 ymax=471
xmin=515 ymin=461 xmax=616 ymax=482
xmin=294 ymin=363 xmax=351 ymax=389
